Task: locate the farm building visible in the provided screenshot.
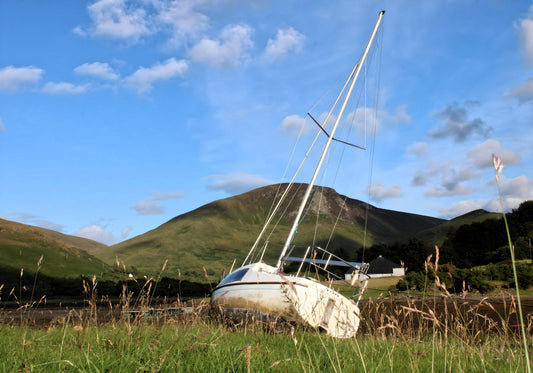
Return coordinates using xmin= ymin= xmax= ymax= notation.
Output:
xmin=366 ymin=255 xmax=405 ymax=278
xmin=344 ymin=255 xmax=404 ymax=280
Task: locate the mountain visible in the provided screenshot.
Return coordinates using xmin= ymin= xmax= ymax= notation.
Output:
xmin=104 ymin=184 xmax=446 ymax=281
xmin=1 ymin=185 xmax=504 ymax=284
xmin=415 ymin=209 xmax=500 ymax=246
xmin=0 ymin=218 xmax=112 ymax=279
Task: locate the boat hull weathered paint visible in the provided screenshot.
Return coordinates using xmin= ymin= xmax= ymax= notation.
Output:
xmin=210 ymin=263 xmax=297 ymax=318
xmin=283 ymin=276 xmax=361 ymax=338
xmin=211 ymin=262 xmax=361 ymax=338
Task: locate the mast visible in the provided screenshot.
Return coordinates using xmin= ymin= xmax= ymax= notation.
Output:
xmin=276 ymin=10 xmax=385 ymax=270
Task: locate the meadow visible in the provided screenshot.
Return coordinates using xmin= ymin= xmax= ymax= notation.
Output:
xmin=0 ymin=317 xmax=527 ymax=372
xmin=1 ymin=282 xmax=531 ymax=372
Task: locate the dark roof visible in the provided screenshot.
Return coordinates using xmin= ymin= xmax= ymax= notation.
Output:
xmin=367 ymin=255 xmax=402 ymax=274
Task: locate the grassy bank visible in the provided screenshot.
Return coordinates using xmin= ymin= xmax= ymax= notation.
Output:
xmin=0 ymin=317 xmax=527 ymax=372
xmin=1 ymin=255 xmax=531 ymax=371
xmin=1 ymin=287 xmax=532 ymax=373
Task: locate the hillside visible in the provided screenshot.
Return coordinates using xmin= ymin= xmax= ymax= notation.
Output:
xmin=416 ymin=209 xmax=500 ymax=246
xmin=105 ymin=184 xmax=446 ymax=280
xmin=0 ymin=185 xmax=507 ymax=285
xmin=0 ymin=218 xmax=112 ymax=279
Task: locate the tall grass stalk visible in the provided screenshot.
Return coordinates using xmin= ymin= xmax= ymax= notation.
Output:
xmin=493 ymin=153 xmax=531 ymax=372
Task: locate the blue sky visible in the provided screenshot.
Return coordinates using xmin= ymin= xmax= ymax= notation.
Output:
xmin=1 ymin=0 xmax=533 ymax=245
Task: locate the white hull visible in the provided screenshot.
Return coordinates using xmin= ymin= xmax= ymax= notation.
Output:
xmin=211 ymin=262 xmax=361 ymax=338
xmin=211 ymin=281 xmax=295 ymax=318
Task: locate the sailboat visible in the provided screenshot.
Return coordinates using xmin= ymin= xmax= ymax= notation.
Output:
xmin=210 ymin=11 xmax=385 ymax=338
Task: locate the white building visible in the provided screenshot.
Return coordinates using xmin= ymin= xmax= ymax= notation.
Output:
xmin=366 ymin=255 xmax=405 ymax=278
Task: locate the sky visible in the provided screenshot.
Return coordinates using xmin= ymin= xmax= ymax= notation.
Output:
xmin=1 ymin=0 xmax=533 ymax=246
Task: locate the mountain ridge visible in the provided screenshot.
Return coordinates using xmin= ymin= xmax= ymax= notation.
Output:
xmin=0 ymin=184 xmax=502 ymax=282
xmin=105 ymin=183 xmax=447 ymax=279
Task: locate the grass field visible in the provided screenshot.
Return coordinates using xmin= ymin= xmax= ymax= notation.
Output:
xmin=332 ymin=276 xmax=401 ymax=299
xmin=1 ymin=287 xmax=531 ymax=372
xmin=0 ymin=308 xmax=528 ymax=372
xmin=1 ymin=261 xmax=531 ymax=372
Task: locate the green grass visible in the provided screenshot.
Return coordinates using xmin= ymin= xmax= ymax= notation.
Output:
xmin=0 ymin=318 xmax=526 ymax=372
xmin=0 ymin=243 xmax=112 ymax=279
xmin=1 ymin=262 xmax=531 ymax=372
xmin=332 ymin=277 xmax=401 ymax=299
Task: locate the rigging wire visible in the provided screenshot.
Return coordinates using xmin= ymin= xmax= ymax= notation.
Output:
xmin=246 ymin=116 xmax=308 ymax=265
xmin=321 ymin=25 xmax=382 ymax=258
xmin=244 ymin=18 xmax=384 ymax=268
xmin=362 ymin=19 xmax=384 ymax=263
xmin=243 ymin=124 xmax=323 ymax=265
xmin=294 ymin=20 xmax=384 ymax=263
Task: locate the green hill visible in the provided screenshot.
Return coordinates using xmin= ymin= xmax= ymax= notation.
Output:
xmin=104 ymin=184 xmax=446 ymax=281
xmin=0 ymin=185 xmax=508 ymax=285
xmin=416 ymin=209 xmax=500 ymax=246
xmin=0 ymin=218 xmax=112 ymax=279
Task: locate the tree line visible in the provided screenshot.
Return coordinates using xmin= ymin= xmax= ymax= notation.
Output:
xmin=362 ymin=200 xmax=533 ymax=293
xmin=0 ymin=267 xmax=214 ymax=303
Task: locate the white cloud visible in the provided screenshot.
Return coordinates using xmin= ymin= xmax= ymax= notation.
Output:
xmin=125 ymin=58 xmax=188 ymax=94
xmin=382 ymin=105 xmax=412 ymax=125
xmin=72 ymin=25 xmax=87 ymax=37
xmin=8 ymin=212 xmax=40 ymax=222
xmin=459 ymin=167 xmax=482 ymax=181
xmin=121 ymin=226 xmax=132 ymax=239
xmin=0 ymin=65 xmax=43 ymax=91
xmin=512 ymin=5 xmax=533 ymax=102
xmin=278 ymin=114 xmax=311 ymax=136
xmin=42 ymin=82 xmax=89 ymax=95
xmin=405 ymin=142 xmax=427 ymax=157
xmin=263 ymin=27 xmax=305 ymax=62
xmin=74 ymin=62 xmax=119 ymax=80
xmin=344 ymin=107 xmax=378 ymax=130
xmin=151 ymin=191 xmax=187 ymax=200
xmin=0 ymin=117 xmax=5 ymax=132
xmin=499 ymin=175 xmax=532 ymax=201
xmin=7 ymin=212 xmax=65 ymax=232
xmin=367 ymin=181 xmax=401 ymax=202
xmin=132 ymin=199 xmax=163 ymax=215
xmin=84 ymin=0 xmax=150 ymax=42
xmin=157 ymin=0 xmax=209 ymax=47
xmin=131 ymin=191 xmax=187 ymax=215
xmin=510 ymin=77 xmax=533 ymax=103
xmin=438 ymin=200 xmax=487 ymax=219
xmin=412 ymin=160 xmax=479 ymax=198
xmin=205 ymin=173 xmax=273 ymax=195
xmin=74 ymin=222 xmax=123 ymax=245
xmin=189 ymin=24 xmax=254 ymax=67
xmin=77 ymin=0 xmax=212 ymax=47
xmin=465 ymin=176 xmax=531 ymax=216
xmin=424 ymin=183 xmax=472 ymax=197
xmin=33 ymin=220 xmax=65 ymax=232
xmin=518 ymin=3 xmax=533 ymax=67
xmin=467 ymin=139 xmax=521 ymax=168
xmin=342 ymin=105 xmax=411 ymax=133
xmin=484 ymin=195 xmax=533 ymax=212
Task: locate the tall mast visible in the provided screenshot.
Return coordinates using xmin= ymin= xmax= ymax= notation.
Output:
xmin=276 ymin=10 xmax=385 ymax=269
